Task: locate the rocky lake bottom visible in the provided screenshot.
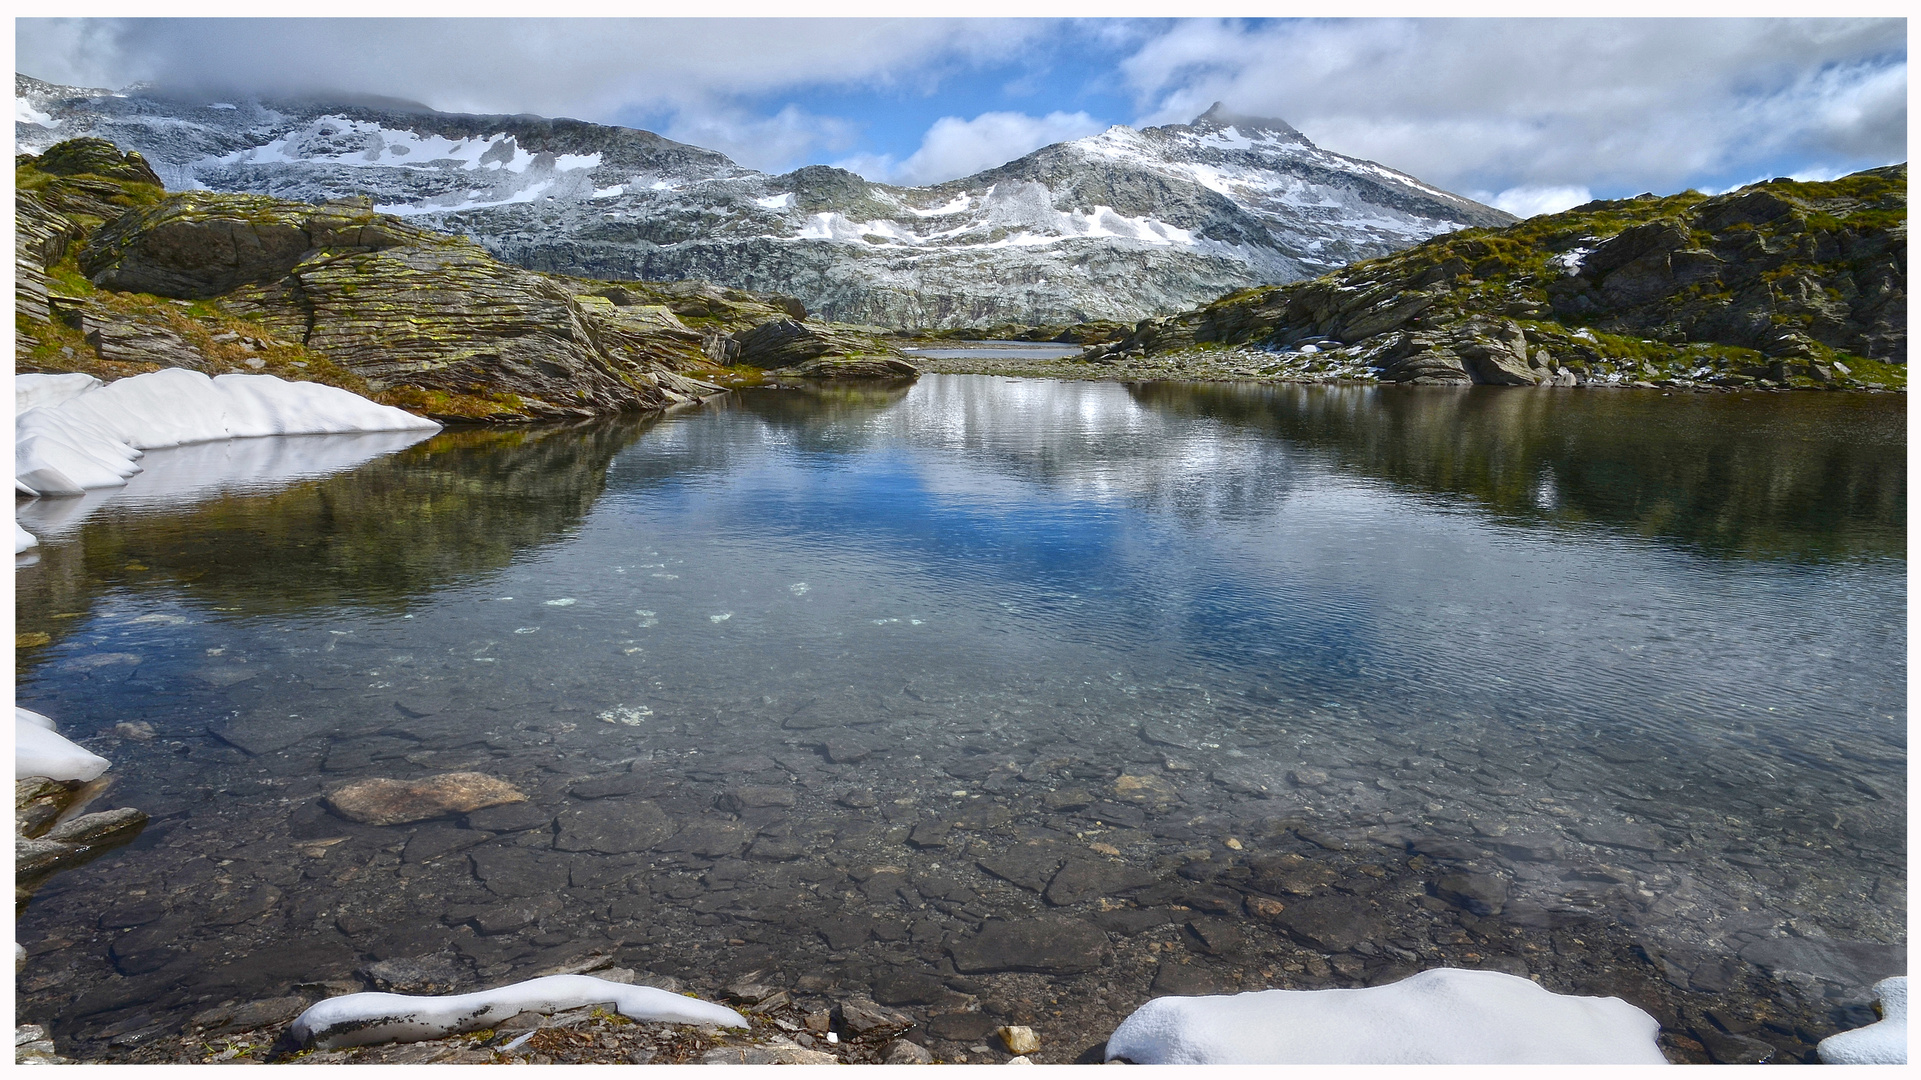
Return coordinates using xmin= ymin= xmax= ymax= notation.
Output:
xmin=14 ymin=375 xmax=1906 ymax=1063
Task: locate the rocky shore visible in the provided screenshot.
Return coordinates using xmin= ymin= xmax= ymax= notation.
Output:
xmin=17 ymin=138 xmax=918 ymax=425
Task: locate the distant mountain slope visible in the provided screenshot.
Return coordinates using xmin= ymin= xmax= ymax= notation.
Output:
xmin=18 ymin=76 xmax=1511 ymax=328
xmin=1085 ymin=165 xmax=1906 ymax=390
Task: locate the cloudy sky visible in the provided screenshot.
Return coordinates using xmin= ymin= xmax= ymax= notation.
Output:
xmin=15 ymin=17 xmax=1908 ymax=216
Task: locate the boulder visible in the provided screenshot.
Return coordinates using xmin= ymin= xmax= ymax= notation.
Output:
xmin=734 ymin=319 xmax=829 ymax=368
xmin=323 ymin=772 xmax=526 ymax=826
xmin=1450 ymin=320 xmax=1540 ymax=385
xmin=33 ymin=137 xmax=164 ymax=187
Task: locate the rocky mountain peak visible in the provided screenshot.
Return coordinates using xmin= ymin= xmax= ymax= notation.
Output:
xmin=1188 ymin=102 xmax=1311 ymax=145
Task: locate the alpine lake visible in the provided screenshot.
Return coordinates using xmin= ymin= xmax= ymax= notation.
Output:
xmin=14 ymin=371 xmax=1907 ymax=1063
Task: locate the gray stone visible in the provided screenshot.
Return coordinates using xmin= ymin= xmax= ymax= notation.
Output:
xmin=871 ymin=972 xmax=948 ymax=1006
xmin=469 ymin=845 xmax=560 ymax=898
xmin=926 ymin=1013 xmax=1001 ymax=1042
xmin=838 ymin=997 xmax=913 ymax=1039
xmin=1738 ymin=936 xmax=1905 ymax=989
xmin=1043 ymin=859 xmax=1159 ymax=906
xmin=1696 ymin=1028 xmax=1777 ymax=1065
xmin=1041 ymin=788 xmax=1094 ymax=811
xmin=977 ymin=844 xmax=1069 ymax=893
xmin=199 ymin=995 xmax=308 ymax=1035
xmin=883 ymin=1039 xmax=935 ymax=1064
xmin=470 ymin=896 xmax=563 ymax=935
xmin=463 ymin=803 xmax=554 ymax=833
xmin=1087 ymin=908 xmax=1173 ymax=935
xmin=1151 ymin=960 xmax=1227 ymax=996
xmin=403 ymin=824 xmax=490 ymax=864
xmin=362 ymin=954 xmax=463 ymax=995
xmin=718 ymin=784 xmax=797 ymax=811
xmin=655 ymin=819 xmax=750 ymax=858
xmin=552 ymin=799 xmax=677 ymax=854
xmin=948 ymin=917 xmax=1108 ymax=975
xmin=1434 ymin=872 xmax=1509 ymax=916
xmin=816 ymin=916 xmax=876 ymax=951
xmin=1272 ymin=894 xmax=1390 ymax=953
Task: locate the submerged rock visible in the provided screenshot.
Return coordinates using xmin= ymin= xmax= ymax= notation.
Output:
xmin=948 ymin=917 xmax=1109 ymax=975
xmin=323 ymin=772 xmax=526 ymax=826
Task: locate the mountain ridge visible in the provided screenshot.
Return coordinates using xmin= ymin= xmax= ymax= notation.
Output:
xmin=17 ymin=75 xmax=1512 ymax=328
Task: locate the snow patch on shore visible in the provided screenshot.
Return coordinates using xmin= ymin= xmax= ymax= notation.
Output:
xmin=1818 ymin=976 xmax=1906 ymax=1064
xmin=1105 ymin=968 xmax=1666 ymax=1064
xmin=15 ymin=370 xmax=438 ymax=498
xmin=288 ymin=974 xmax=747 ymax=1050
xmin=16 ymin=707 xmax=111 ymax=782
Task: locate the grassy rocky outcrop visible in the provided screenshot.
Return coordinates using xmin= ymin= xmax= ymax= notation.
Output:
xmin=1086 ymin=166 xmax=1906 ymax=391
xmin=17 ymin=138 xmax=913 ymax=423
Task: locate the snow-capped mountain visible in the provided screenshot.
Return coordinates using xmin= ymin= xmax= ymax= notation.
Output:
xmin=17 ymin=76 xmax=1513 ymax=328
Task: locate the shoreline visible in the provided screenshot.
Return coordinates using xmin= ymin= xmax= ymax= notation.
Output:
xmin=898 ymin=347 xmax=1905 ymax=392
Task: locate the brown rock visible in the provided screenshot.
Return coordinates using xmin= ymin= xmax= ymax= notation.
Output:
xmin=323 ymin=772 xmax=525 ymax=826
xmin=999 ymin=1025 xmax=1042 ymax=1055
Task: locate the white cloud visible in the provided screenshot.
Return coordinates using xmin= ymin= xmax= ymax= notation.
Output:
xmin=1116 ymin=17 xmax=1906 ymax=199
xmin=661 ymin=105 xmax=860 ymax=174
xmin=14 ymin=17 xmax=1045 ymax=121
xmin=838 ymin=110 xmax=1107 ymax=186
xmin=1486 ymin=185 xmax=1593 ymax=219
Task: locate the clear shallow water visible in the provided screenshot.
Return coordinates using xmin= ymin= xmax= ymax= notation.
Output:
xmin=16 ymin=378 xmax=1906 ymax=1059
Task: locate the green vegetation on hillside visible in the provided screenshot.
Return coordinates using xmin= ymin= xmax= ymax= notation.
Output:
xmin=1091 ymin=165 xmax=1906 ymax=391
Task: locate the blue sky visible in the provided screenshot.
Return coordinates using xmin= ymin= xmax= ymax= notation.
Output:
xmin=16 ymin=17 xmax=1908 ymax=216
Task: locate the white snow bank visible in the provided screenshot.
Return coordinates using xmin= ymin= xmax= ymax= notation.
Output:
xmin=16 ymin=522 xmax=38 ymax=553
xmin=16 ymin=707 xmax=112 ymax=782
xmin=17 ymin=428 xmax=438 ymax=546
xmin=17 ymin=372 xmax=102 ymax=415
xmin=1818 ymin=976 xmax=1906 ymax=1064
xmin=288 ymin=974 xmax=748 ymax=1050
xmin=1105 ymin=968 xmax=1666 ymax=1064
xmin=15 ymin=370 xmax=438 ymax=497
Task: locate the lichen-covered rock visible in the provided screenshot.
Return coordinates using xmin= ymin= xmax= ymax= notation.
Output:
xmin=1094 ymin=164 xmax=1906 ymax=389
xmin=733 ymin=319 xmax=912 ymax=376
xmin=323 ymin=772 xmax=526 ymax=826
xmin=785 ymin=356 xmax=920 ymax=379
xmin=32 ymin=137 xmax=163 ymax=187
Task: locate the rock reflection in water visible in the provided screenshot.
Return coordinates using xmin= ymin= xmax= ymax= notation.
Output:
xmin=1128 ymin=381 xmax=1905 ymax=560
xmin=13 ymin=376 xmax=1904 ymax=1063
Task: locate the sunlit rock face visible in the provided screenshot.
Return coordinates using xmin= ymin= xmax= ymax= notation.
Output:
xmin=17 ymin=79 xmax=1512 ymax=328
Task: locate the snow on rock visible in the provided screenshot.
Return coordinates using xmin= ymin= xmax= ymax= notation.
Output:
xmin=286 ymin=974 xmax=748 ymax=1050
xmin=16 ymin=707 xmax=112 ymax=782
xmin=1818 ymin=976 xmax=1907 ymax=1064
xmin=15 ymin=370 xmax=439 ymax=498
xmin=1105 ymin=968 xmax=1667 ymax=1065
